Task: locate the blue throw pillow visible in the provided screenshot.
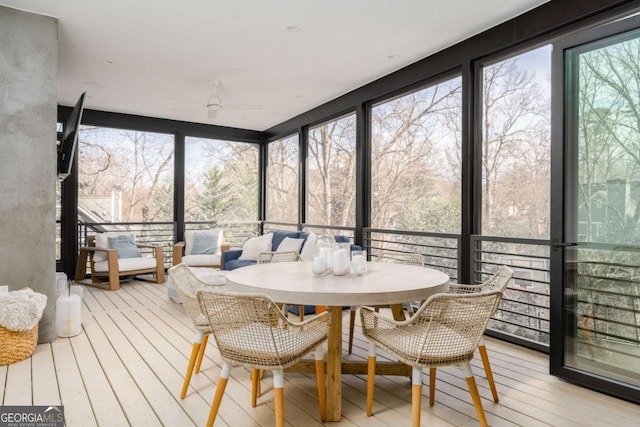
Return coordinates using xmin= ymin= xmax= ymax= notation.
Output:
xmin=334 ymin=235 xmax=350 ymax=243
xmin=191 ymin=231 xmax=218 ymax=255
xmin=108 ymin=235 xmax=141 ymax=259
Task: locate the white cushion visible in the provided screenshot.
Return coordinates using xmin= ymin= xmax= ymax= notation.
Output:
xmin=299 ymin=232 xmax=317 ymax=261
xmin=238 ymin=233 xmax=273 ymax=261
xmin=276 ymin=237 xmax=304 ymax=254
xmin=185 ymin=229 xmax=223 ymax=256
xmin=189 ymin=268 xmax=227 ymax=286
xmin=93 ymin=232 xmax=136 ymax=263
xmin=93 ymin=256 xmax=156 ymax=273
xmin=182 ymin=254 xmax=222 ymax=267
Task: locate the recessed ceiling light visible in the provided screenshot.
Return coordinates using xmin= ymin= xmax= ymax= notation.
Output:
xmin=286 ymin=25 xmax=300 ymax=32
xmin=388 ymin=54 xmax=399 ymax=60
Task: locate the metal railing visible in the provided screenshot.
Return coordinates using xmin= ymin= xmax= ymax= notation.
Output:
xmin=471 ymin=235 xmax=551 ymax=350
xmin=185 ymin=220 xmax=261 ymax=249
xmin=77 ymin=220 xmax=261 ymax=274
xmin=74 ymin=220 xmax=569 ymax=353
xmin=572 ymin=245 xmax=640 ymax=360
xmin=363 ymin=228 xmax=460 ymax=281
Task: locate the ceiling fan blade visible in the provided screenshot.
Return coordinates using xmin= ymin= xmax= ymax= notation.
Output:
xmin=224 ymin=103 xmax=263 ymax=110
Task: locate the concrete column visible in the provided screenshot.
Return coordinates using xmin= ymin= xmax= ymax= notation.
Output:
xmin=0 ymin=6 xmax=58 ymax=343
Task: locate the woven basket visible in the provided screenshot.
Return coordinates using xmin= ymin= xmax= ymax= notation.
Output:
xmin=0 ymin=324 xmax=38 ymax=366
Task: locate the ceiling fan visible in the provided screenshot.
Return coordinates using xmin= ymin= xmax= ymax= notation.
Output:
xmin=199 ymin=80 xmax=263 ymax=120
xmin=170 ymin=80 xmax=262 ymax=120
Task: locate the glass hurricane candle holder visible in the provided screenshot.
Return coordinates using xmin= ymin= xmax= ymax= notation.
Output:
xmin=332 ymin=242 xmax=350 ymax=276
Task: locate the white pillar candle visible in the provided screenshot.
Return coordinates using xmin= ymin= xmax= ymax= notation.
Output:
xmin=319 ymin=246 xmax=331 ymax=269
xmin=333 ymin=249 xmax=347 ymax=275
xmin=56 ymin=294 xmax=82 ymax=337
xmin=351 ymin=254 xmax=365 ymax=275
xmin=313 ymin=255 xmax=327 ymax=274
xmin=0 ymin=285 xmax=8 ymax=294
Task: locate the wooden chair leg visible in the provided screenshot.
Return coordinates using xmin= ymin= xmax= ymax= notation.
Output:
xmin=366 ymin=343 xmax=376 ymax=416
xmin=463 ymin=362 xmax=488 ymax=427
xmin=195 ymin=334 xmax=209 ymax=373
xmin=75 ymin=249 xmax=89 ymax=281
xmin=299 ymin=305 xmax=305 ymax=321
xmin=348 ymin=307 xmax=356 ymax=354
xmin=411 ymin=366 xmax=422 ymax=427
xmin=180 ymin=332 xmax=203 ymax=399
xmin=315 ymin=346 xmax=326 ymax=422
xmin=478 ymin=342 xmax=499 ymax=402
xmin=251 ymin=369 xmax=259 ymax=407
xmin=273 ymin=368 xmax=285 ymax=427
xmin=429 ymin=367 xmax=436 ymax=406
xmin=207 ymin=361 xmax=231 ymax=427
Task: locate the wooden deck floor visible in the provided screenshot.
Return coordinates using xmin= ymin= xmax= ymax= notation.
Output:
xmin=2 ymin=280 xmax=640 ymax=426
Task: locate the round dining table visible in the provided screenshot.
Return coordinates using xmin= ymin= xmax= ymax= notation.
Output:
xmin=226 ymin=260 xmax=450 ymax=422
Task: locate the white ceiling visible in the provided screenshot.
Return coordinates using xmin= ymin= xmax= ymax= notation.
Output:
xmin=2 ymin=0 xmax=547 ymax=131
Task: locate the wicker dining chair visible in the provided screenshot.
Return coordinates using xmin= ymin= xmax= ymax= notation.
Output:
xmin=427 ymin=265 xmax=514 ymax=405
xmin=347 ymin=250 xmax=424 ymax=354
xmin=197 ymin=288 xmax=330 ymax=427
xmin=257 ymin=250 xmax=307 ymax=320
xmin=361 ymin=289 xmax=503 ymax=427
xmin=169 ymin=263 xmax=227 ymax=399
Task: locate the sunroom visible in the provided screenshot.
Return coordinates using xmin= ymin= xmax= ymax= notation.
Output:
xmin=2 ymin=0 xmax=640 ymax=425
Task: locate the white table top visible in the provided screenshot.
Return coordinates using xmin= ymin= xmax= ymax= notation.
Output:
xmin=225 ymin=261 xmax=450 ymax=306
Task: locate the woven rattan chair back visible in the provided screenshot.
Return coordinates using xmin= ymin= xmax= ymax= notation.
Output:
xmin=197 ymin=288 xmax=329 ymax=370
xmin=256 ymin=251 xmax=301 ymax=264
xmin=448 ymin=265 xmax=514 ymax=295
xmin=169 ymin=263 xmax=225 ymax=328
xmin=169 ymin=263 xmax=228 ymax=400
xmin=375 ymin=250 xmax=424 ymax=266
xmin=362 ymin=290 xmax=502 ymax=368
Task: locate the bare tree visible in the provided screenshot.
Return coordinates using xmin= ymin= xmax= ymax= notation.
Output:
xmin=266 ymin=136 xmax=299 ymax=222
xmin=307 ymin=115 xmax=356 ymax=227
xmin=371 ymin=78 xmax=461 ymax=232
xmin=78 ymin=128 xmax=174 ymax=223
xmin=481 ymin=56 xmax=549 ymax=238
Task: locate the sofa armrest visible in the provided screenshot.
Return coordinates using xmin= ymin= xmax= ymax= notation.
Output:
xmin=222 ymin=249 xmax=242 ymax=270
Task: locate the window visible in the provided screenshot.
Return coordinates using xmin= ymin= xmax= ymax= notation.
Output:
xmin=371 ymin=76 xmax=462 ymax=233
xmin=78 ymin=126 xmax=174 ymax=223
xmin=266 ymin=134 xmax=299 ymax=223
xmin=307 ymin=114 xmax=356 ymax=227
xmin=184 ymin=137 xmax=259 ymax=222
xmin=481 ymin=45 xmax=552 ymax=239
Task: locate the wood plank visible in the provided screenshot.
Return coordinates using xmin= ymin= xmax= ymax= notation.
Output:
xmin=0 ymin=364 xmax=6 ymax=404
xmin=3 ymin=357 xmax=31 ymax=405
xmin=82 ymin=311 xmax=162 ymax=426
xmin=51 ymin=338 xmax=97 ymax=426
xmin=91 ymin=310 xmax=194 ymax=426
xmin=80 ymin=284 xmax=104 ymax=315
xmin=117 ymin=307 xmax=212 ymax=426
xmin=5 ymin=280 xmax=640 ymax=427
xmin=31 ymin=344 xmax=61 ymax=406
xmin=70 ymin=328 xmax=129 ymax=426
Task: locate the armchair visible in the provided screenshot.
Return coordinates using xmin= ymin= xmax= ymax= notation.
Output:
xmin=361 ymin=289 xmax=503 ymax=427
xmin=75 ymin=233 xmax=165 ymax=291
xmin=172 ymin=229 xmax=229 ymax=269
xmin=196 ymin=288 xmax=330 ymax=426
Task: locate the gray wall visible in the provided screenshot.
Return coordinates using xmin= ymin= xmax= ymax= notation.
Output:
xmin=0 ymin=6 xmax=58 ymax=343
